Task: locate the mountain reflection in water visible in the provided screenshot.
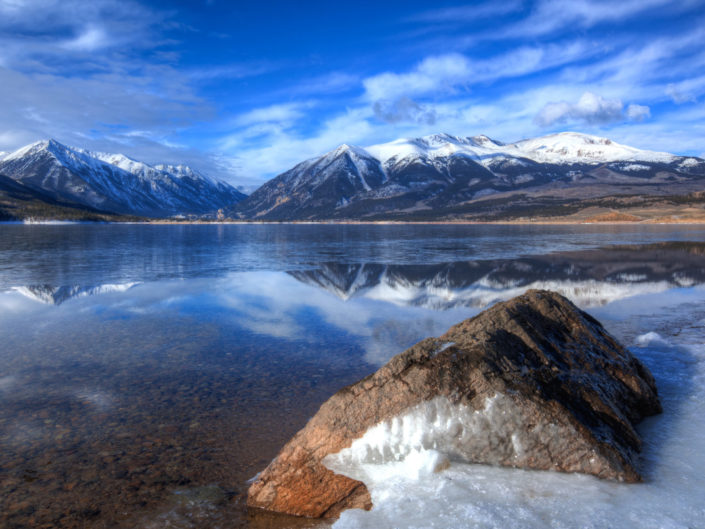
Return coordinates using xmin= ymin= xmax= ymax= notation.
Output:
xmin=290 ymin=242 xmax=705 ymax=308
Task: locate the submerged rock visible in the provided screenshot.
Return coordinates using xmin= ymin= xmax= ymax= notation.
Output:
xmin=247 ymin=290 xmax=661 ymax=518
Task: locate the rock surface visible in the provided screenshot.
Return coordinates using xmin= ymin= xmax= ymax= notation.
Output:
xmin=247 ymin=290 xmax=661 ymax=518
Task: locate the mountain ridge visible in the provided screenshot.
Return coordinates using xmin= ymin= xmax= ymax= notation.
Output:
xmin=231 ymin=131 xmax=705 ymax=221
xmin=0 ymin=139 xmax=246 ymax=218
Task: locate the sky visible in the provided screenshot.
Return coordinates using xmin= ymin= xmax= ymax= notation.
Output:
xmin=0 ymin=0 xmax=704 ymax=188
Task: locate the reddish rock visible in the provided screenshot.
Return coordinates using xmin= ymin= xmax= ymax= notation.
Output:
xmin=247 ymin=290 xmax=661 ymax=518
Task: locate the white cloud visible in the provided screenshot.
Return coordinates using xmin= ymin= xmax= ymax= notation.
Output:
xmin=554 ymin=26 xmax=705 ymax=101
xmin=286 ymin=72 xmax=360 ymax=96
xmin=535 ymin=92 xmax=649 ymax=126
xmin=234 ymin=102 xmax=311 ymax=127
xmin=625 ymin=104 xmax=651 ymax=121
xmin=187 ymin=63 xmax=275 ymax=82
xmin=60 ymin=26 xmax=110 ymax=52
xmin=408 ymin=0 xmax=524 ymax=23
xmin=220 ymin=106 xmax=377 ymax=177
xmin=666 ymin=83 xmax=698 ymax=104
xmin=362 ymin=42 xmax=593 ymax=104
xmin=0 ymin=0 xmax=169 ymax=74
xmin=363 ymin=54 xmax=472 ymax=101
xmin=505 ymin=0 xmax=691 ymax=38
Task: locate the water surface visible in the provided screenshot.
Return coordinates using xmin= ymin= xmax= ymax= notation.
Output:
xmin=1 ymin=224 xmax=704 ymax=528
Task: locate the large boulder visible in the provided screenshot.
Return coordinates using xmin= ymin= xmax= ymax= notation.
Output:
xmin=247 ymin=290 xmax=661 ymax=518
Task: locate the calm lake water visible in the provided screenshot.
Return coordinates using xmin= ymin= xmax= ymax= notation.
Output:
xmin=1 ymin=224 xmax=704 ymax=529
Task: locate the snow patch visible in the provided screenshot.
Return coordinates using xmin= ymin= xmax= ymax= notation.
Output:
xmin=512 ymin=174 xmax=534 ymax=184
xmin=473 ymin=188 xmax=498 ymax=199
xmin=618 ymin=164 xmax=651 ymax=171
xmin=635 ymin=332 xmax=668 ymax=347
xmin=679 ymin=158 xmax=700 ymax=168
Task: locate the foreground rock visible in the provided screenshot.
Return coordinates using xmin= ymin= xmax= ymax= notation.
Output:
xmin=247 ymin=290 xmax=661 ymax=518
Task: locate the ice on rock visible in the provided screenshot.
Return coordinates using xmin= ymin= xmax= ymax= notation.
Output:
xmin=324 ymin=394 xmax=576 ymax=485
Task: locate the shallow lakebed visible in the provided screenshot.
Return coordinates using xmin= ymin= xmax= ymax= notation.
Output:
xmin=1 ymin=224 xmax=704 ymax=528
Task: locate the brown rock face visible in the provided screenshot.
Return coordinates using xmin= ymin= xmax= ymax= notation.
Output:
xmin=247 ymin=290 xmax=661 ymax=518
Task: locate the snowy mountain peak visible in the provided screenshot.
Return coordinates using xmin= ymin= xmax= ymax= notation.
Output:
xmin=512 ymin=132 xmax=675 ymax=164
xmin=367 ymin=133 xmax=482 ymax=165
xmin=6 ymin=138 xmax=93 ymax=165
xmin=3 ymin=139 xmax=53 ymax=161
xmin=469 ymin=134 xmax=504 ymax=147
xmin=155 ymin=164 xmax=219 ymax=186
xmin=421 ymin=133 xmax=462 ymax=146
xmin=330 ymin=143 xmax=375 ymax=160
xmin=364 ymin=131 xmax=681 ymax=167
xmin=0 ymin=138 xmax=245 ymax=217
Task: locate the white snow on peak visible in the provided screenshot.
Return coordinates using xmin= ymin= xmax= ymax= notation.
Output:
xmin=1 ymin=139 xmax=226 ymax=186
xmin=93 ymin=152 xmax=152 ymax=175
xmin=2 ymin=139 xmax=54 ymax=161
xmin=329 ymin=143 xmax=376 ymax=161
xmin=679 ymin=157 xmax=701 ymax=168
xmin=0 ymin=138 xmax=242 ymax=215
xmin=0 ymin=151 xmax=7 ymax=161
xmin=366 ymin=134 xmax=489 ymax=166
xmin=364 ymin=131 xmax=681 ymax=168
xmin=155 ymin=164 xmax=220 ymax=186
xmin=510 ymin=132 xmax=675 ymax=164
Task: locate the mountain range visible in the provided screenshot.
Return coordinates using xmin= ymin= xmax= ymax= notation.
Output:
xmin=2 ymin=132 xmax=704 ymax=222
xmin=0 ymin=139 xmax=245 ymax=219
xmin=231 ymin=132 xmax=705 ymax=221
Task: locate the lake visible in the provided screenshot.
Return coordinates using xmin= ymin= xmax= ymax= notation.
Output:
xmin=1 ymin=223 xmax=704 ymax=529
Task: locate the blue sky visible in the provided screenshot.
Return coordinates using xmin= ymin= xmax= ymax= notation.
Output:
xmin=0 ymin=0 xmax=704 ymax=187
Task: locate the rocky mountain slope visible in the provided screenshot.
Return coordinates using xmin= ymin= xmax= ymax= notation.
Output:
xmin=232 ymin=132 xmax=705 ymax=221
xmin=0 ymin=171 xmax=138 ymax=222
xmin=0 ymin=140 xmax=246 ymax=218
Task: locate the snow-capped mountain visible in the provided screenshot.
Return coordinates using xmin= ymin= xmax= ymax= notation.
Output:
xmin=0 ymin=139 xmax=246 ymax=217
xmin=233 ymin=132 xmax=705 ymax=221
xmin=290 ymin=242 xmax=705 ymax=309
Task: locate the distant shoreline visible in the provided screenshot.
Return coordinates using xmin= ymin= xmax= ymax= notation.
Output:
xmin=4 ymin=219 xmax=704 ymax=226
xmin=4 ymin=215 xmax=705 ymax=226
